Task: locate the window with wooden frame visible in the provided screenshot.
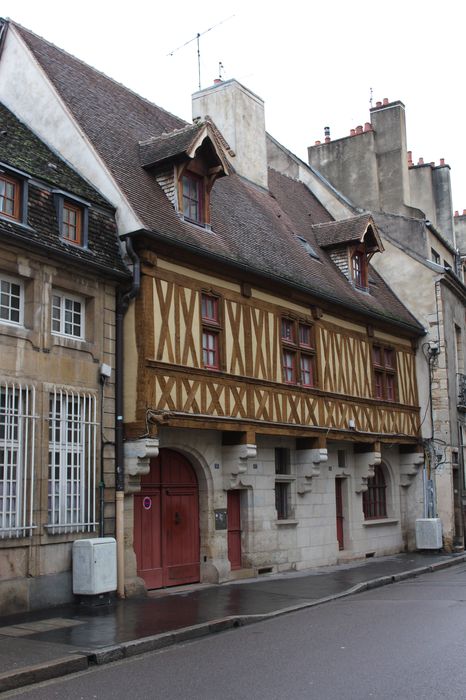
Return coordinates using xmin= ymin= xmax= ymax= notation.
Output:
xmin=351 ymin=248 xmax=368 ymax=290
xmin=0 ymin=173 xmax=20 ymax=221
xmin=62 ymin=201 xmax=82 ymax=245
xmin=53 ymin=192 xmax=89 ymax=248
xmin=281 ymin=318 xmax=316 ymax=387
xmin=363 ymin=464 xmax=387 ymax=519
xmin=201 ymin=292 xmax=221 ymax=370
xmin=372 ymin=344 xmax=396 ymax=401
xmin=181 ymin=171 xmax=204 ymax=225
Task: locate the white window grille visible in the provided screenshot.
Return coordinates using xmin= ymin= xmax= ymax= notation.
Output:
xmin=0 ymin=382 xmax=36 ymax=538
xmin=0 ymin=275 xmax=23 ymax=326
xmin=51 ymin=292 xmax=84 ymax=339
xmin=48 ymin=388 xmax=97 ymax=534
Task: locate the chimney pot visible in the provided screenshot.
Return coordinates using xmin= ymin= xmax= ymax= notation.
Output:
xmin=454 ymin=210 xmax=459 ymax=217
xmin=376 ymin=101 xmax=382 ymax=108
xmin=324 ymin=137 xmax=331 ymax=143
xmin=418 ymin=157 xmax=424 ymax=165
xmin=213 ymin=78 xmax=222 ymax=84
xmin=356 ymin=125 xmax=363 ymax=135
xmin=382 ymin=98 xmax=389 ymax=105
xmin=463 ymin=209 xmax=466 ymax=216
xmin=315 ymin=140 xmax=321 ymax=145
xmin=407 ymin=150 xmax=413 ymax=166
xmin=440 ymin=158 xmax=445 ymax=166
xmin=364 ymin=122 xmax=372 ymax=132
xmin=350 ymin=128 xmax=356 ymax=136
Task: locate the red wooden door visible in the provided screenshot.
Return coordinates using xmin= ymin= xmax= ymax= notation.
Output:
xmin=227 ymin=490 xmax=242 ymax=570
xmin=134 ymin=450 xmax=200 ymax=589
xmin=335 ymin=479 xmax=344 ymax=551
xmin=134 ymin=488 xmax=163 ymax=588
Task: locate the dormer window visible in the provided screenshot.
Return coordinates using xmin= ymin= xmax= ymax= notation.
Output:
xmin=182 ymin=172 xmax=204 ymax=225
xmin=139 ymin=122 xmax=231 ymax=230
xmin=62 ymin=201 xmax=82 ymax=245
xmin=53 ymin=191 xmax=89 ymax=248
xmin=312 ymin=214 xmax=383 ymax=295
xmin=0 ymin=165 xmax=29 ymax=225
xmin=0 ymin=173 xmax=20 ymax=220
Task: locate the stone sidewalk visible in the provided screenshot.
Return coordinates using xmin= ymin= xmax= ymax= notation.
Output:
xmin=1 ymin=551 xmax=465 ymax=693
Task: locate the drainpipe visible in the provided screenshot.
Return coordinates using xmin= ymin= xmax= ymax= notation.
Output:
xmin=115 ymin=235 xmax=141 ymax=598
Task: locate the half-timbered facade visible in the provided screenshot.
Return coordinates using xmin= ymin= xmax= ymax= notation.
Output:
xmin=0 ymin=21 xmax=426 ymax=596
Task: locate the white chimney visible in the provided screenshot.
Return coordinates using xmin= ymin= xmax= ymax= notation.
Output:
xmin=192 ymin=79 xmax=268 ymax=190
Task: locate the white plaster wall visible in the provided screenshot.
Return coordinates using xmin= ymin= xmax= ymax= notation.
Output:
xmin=0 ymin=26 xmax=142 ymax=234
xmin=266 ymin=135 xmax=354 ymax=221
xmin=154 ymin=430 xmax=411 ymax=580
xmin=372 ymin=238 xmax=435 ymax=440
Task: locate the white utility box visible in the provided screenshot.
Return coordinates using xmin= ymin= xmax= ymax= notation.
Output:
xmin=73 ymin=537 xmax=117 ymax=595
xmin=415 ymin=518 xmax=443 ymax=550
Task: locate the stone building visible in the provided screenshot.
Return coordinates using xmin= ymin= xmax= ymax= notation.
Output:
xmin=305 ymin=98 xmax=466 ymax=550
xmin=0 ymin=20 xmax=427 ymax=598
xmin=0 ymin=101 xmax=128 ymax=613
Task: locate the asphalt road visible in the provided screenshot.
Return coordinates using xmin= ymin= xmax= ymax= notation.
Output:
xmin=5 ymin=563 xmax=466 ymax=700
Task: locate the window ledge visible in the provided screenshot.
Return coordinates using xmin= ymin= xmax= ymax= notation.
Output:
xmin=50 ymin=336 xmax=95 ymax=353
xmin=363 ymin=518 xmax=398 ymax=527
xmin=276 ymin=519 xmax=298 ymax=527
xmin=179 ymin=214 xmax=212 ymax=232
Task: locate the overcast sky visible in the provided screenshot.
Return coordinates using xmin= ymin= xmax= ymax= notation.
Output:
xmin=3 ymin=0 xmax=465 ymax=212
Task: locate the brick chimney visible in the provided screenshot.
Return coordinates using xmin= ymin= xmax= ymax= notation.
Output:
xmin=192 ymin=79 xmax=268 ymax=189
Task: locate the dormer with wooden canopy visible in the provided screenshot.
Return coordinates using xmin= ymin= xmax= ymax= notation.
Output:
xmin=139 ymin=119 xmax=233 ymax=228
xmin=312 ymin=213 xmax=384 ymax=292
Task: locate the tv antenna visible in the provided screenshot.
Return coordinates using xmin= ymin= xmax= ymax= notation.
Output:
xmin=167 ymin=15 xmax=235 ymax=90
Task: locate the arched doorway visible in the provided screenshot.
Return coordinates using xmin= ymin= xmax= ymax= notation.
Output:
xmin=134 ymin=449 xmax=200 ymax=589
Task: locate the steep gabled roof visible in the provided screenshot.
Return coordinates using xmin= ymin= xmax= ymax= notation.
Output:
xmin=139 ymin=125 xmax=205 ymax=168
xmin=312 ymin=213 xmax=384 ymax=252
xmin=7 ymin=20 xmax=421 ymax=332
xmin=139 ymin=121 xmax=232 ymax=173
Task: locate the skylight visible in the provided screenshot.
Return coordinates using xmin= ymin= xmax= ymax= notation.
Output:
xmin=296 ymin=235 xmax=320 ymax=260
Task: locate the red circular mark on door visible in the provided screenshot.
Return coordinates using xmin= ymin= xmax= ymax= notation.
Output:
xmin=143 ymin=496 xmax=152 ymax=510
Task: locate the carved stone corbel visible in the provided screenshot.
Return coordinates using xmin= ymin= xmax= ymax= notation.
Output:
xmin=354 ymin=449 xmax=381 ymax=493
xmin=296 ymin=448 xmax=328 ymax=494
xmin=124 ymin=438 xmax=160 ymax=493
xmin=222 ymin=444 xmax=257 ymax=490
xmin=399 ymin=451 xmax=424 ymax=487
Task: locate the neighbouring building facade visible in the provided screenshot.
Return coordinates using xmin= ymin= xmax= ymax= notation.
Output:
xmin=306 ymin=98 xmax=466 ymax=550
xmin=0 ymin=20 xmax=428 ymax=601
xmin=0 ymin=101 xmax=128 ymax=614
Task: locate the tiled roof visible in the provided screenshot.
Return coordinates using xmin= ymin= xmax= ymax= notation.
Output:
xmin=0 ymin=102 xmax=128 ymax=278
xmin=312 ymin=213 xmax=378 ymax=248
xmin=139 ymin=125 xmax=203 ymax=168
xmin=10 ymin=21 xmax=422 ymax=332
xmin=0 ymin=101 xmax=108 ymax=207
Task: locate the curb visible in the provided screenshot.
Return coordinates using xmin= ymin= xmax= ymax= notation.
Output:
xmin=0 ymin=654 xmax=88 ymax=694
xmin=6 ymin=554 xmax=466 ymax=692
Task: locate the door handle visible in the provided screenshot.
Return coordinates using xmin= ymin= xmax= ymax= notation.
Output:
xmin=174 ymin=511 xmax=181 ymax=525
